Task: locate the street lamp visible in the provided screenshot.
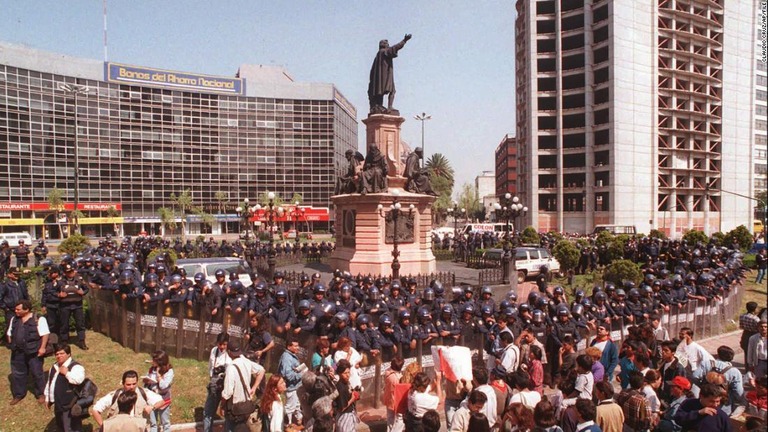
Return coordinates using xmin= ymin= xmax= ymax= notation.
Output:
xmin=290 ymin=201 xmax=306 ymax=246
xmin=378 ymin=189 xmax=414 ymax=280
xmin=414 ymin=112 xmax=432 ymax=158
xmin=60 ymin=83 xmax=91 ymax=235
xmin=254 ymin=192 xmax=284 ymax=279
xmin=494 ymin=193 xmax=528 ymax=285
xmin=447 ymin=201 xmax=466 ymax=262
xmin=236 ymin=198 xmax=256 ymax=241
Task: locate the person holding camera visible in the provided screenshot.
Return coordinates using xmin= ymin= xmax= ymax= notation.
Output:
xmin=204 ymin=333 xmax=232 ymax=432
xmin=334 ymin=359 xmax=361 ymax=432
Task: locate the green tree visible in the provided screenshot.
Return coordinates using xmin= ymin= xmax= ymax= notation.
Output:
xmin=603 ymin=259 xmax=643 ymax=285
xmin=648 ymin=229 xmax=667 ymax=240
xmin=426 ymin=153 xmax=455 ymax=226
xmin=724 ymin=225 xmax=753 ymax=250
xmin=520 ymin=226 xmax=540 ymax=245
xmin=594 ymin=230 xmax=615 ymax=249
xmin=682 ymin=229 xmax=709 ymax=246
xmin=260 ymin=191 xmax=284 ymax=207
xmin=425 ymin=153 xmax=455 ymax=189
xmin=608 ymin=234 xmax=631 ymax=262
xmin=169 ymin=189 xmax=194 ymax=239
xmin=214 ymin=191 xmax=229 ymax=214
xmin=47 ymin=187 xmax=66 ymax=239
xmin=158 ymin=207 xmax=176 ymax=236
xmin=289 ymin=193 xmax=303 ymax=205
xmin=105 ymin=206 xmax=120 ymax=218
xmin=553 ymin=240 xmax=580 ymax=272
xmin=457 ymin=183 xmax=482 ymax=221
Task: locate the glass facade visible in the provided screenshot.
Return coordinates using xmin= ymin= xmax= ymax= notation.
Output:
xmin=0 ymin=62 xmax=357 ymax=226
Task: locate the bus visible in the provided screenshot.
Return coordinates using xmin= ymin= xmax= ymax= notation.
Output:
xmin=460 ymin=223 xmax=513 ymax=236
xmin=592 ymin=225 xmax=637 ymax=236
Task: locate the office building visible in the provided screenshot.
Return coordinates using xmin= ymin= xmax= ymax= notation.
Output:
xmin=494 ymin=133 xmax=518 ymax=198
xmin=515 ymin=0 xmax=755 ymax=236
xmin=0 ymin=42 xmax=356 ymax=237
xmin=754 ymin=2 xmax=767 ymax=223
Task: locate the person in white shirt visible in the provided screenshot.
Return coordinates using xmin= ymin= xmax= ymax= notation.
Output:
xmin=747 ymin=319 xmax=768 ymax=379
xmin=450 ymin=390 xmax=488 ymax=432
xmin=562 ymin=355 xmax=595 ymax=410
xmin=219 ymin=342 xmax=265 ymax=432
xmin=499 ymin=332 xmax=520 ymax=374
xmin=461 ymin=366 xmax=497 ymax=428
xmin=204 ymin=333 xmax=232 ymax=432
xmin=509 ymin=370 xmax=542 ymax=410
xmin=676 ymin=327 xmax=714 ymax=394
xmin=7 ymin=299 xmax=49 ymax=405
xmin=91 ymin=370 xmax=165 ymax=427
xmin=334 ymin=336 xmax=363 ymax=390
xmin=405 ymin=371 xmax=442 ymax=430
xmin=44 ymin=343 xmax=86 ymax=431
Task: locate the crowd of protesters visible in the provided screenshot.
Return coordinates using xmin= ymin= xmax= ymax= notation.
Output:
xmin=1 ymin=231 xmax=767 ymax=431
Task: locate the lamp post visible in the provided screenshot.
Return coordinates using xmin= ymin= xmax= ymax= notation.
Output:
xmin=254 ymin=192 xmax=284 ymax=279
xmin=235 ymin=198 xmax=256 ymax=242
xmin=378 ymin=189 xmax=414 ymax=280
xmin=447 ymin=201 xmax=466 ymax=262
xmin=414 ymin=112 xmax=432 ymax=158
xmin=290 ymin=201 xmax=306 ymax=247
xmin=60 ymin=83 xmax=91 ymax=235
xmin=494 ymin=193 xmax=528 ymax=285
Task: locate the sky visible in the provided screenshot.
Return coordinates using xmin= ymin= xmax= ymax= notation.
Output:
xmin=0 ymin=0 xmax=516 ymax=193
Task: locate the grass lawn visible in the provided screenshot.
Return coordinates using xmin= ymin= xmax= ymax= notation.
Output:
xmin=0 ymin=330 xmax=209 ymax=432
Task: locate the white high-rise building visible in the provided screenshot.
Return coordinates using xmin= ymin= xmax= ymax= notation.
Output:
xmin=754 ymin=2 xmax=767 ymax=218
xmin=515 ymin=0 xmax=756 ymax=236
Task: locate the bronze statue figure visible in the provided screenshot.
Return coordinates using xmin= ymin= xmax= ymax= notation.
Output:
xmin=368 ymin=34 xmax=412 ymax=115
xmin=359 ymin=145 xmax=388 ymax=194
xmin=335 ymin=149 xmax=363 ymax=195
xmin=404 ymin=147 xmax=436 ymax=196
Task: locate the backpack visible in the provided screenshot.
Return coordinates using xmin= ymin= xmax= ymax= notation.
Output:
xmin=105 ymin=387 xmax=149 ymax=419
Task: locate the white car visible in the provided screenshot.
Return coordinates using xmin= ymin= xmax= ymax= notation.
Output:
xmin=514 ymin=247 xmax=560 ymax=283
xmin=175 ymin=257 xmax=253 ymax=286
xmin=482 ymin=246 xmax=561 ymax=283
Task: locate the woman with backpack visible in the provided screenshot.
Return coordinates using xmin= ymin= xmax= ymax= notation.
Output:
xmin=144 ymin=350 xmax=174 ymax=432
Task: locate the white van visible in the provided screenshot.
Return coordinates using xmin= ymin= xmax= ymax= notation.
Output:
xmin=0 ymin=232 xmax=34 ymax=247
xmin=460 ymin=223 xmax=512 ymax=236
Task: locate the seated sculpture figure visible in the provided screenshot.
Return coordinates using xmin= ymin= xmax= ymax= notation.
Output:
xmin=359 ymin=145 xmax=388 ymax=194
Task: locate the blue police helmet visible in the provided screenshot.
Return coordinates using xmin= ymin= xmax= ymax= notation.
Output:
xmin=194 ymin=272 xmax=206 ymax=283
xmin=298 ymin=300 xmax=311 ymax=310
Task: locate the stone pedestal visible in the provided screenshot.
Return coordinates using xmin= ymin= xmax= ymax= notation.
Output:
xmin=330 ymin=189 xmax=436 ymax=276
xmin=362 ymin=114 xmax=406 ymax=178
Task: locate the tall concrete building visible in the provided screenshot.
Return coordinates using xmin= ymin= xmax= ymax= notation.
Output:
xmin=754 ymin=1 xmax=767 ymax=222
xmin=515 ymin=0 xmax=756 ymax=236
xmin=494 ymin=133 xmax=518 ymax=197
xmin=0 ymin=42 xmax=356 ymax=237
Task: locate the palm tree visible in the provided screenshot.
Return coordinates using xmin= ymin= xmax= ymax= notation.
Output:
xmin=425 ymin=153 xmax=455 ymax=188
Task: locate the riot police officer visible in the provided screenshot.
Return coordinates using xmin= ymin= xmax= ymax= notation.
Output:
xmin=57 ymin=263 xmax=89 ymax=350
xmin=13 ymin=239 xmax=30 ymax=268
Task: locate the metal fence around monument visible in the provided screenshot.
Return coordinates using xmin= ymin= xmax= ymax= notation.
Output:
xmin=87 ymin=283 xmax=743 ymax=410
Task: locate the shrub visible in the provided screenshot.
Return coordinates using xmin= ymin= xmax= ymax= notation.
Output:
xmin=58 ymin=233 xmax=92 ymax=256
xmin=594 ymin=230 xmax=615 ymax=249
xmin=147 ymin=248 xmax=178 ymax=268
xmin=520 ymin=226 xmax=541 ymax=245
xmin=724 ymin=225 xmax=753 ymax=251
xmin=709 ymin=232 xmax=726 ymax=247
xmin=648 ymin=229 xmax=667 ymax=240
xmin=553 ymin=240 xmax=580 ymax=272
xmin=682 ymin=229 xmax=709 ymax=246
xmin=608 ymin=234 xmax=631 ymax=262
xmin=603 ymin=259 xmax=642 ymax=285
xmin=547 ymin=231 xmax=564 ymax=243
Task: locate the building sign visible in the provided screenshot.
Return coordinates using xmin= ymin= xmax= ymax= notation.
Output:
xmin=0 ymin=202 xmax=122 ymax=211
xmin=247 ymin=206 xmax=330 ymax=223
xmin=105 ymin=62 xmax=245 ymax=95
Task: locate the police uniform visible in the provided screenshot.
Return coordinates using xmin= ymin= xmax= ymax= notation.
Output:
xmin=57 ymin=267 xmax=90 ymax=349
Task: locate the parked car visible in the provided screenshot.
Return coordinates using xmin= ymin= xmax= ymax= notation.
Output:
xmin=483 ymin=246 xmax=561 ymax=283
xmin=175 ymin=257 xmax=253 ymax=286
xmin=0 ymin=231 xmax=34 ymax=247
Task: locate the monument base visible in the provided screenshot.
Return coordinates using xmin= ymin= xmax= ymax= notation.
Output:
xmin=330 ymin=188 xmax=436 ymax=277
